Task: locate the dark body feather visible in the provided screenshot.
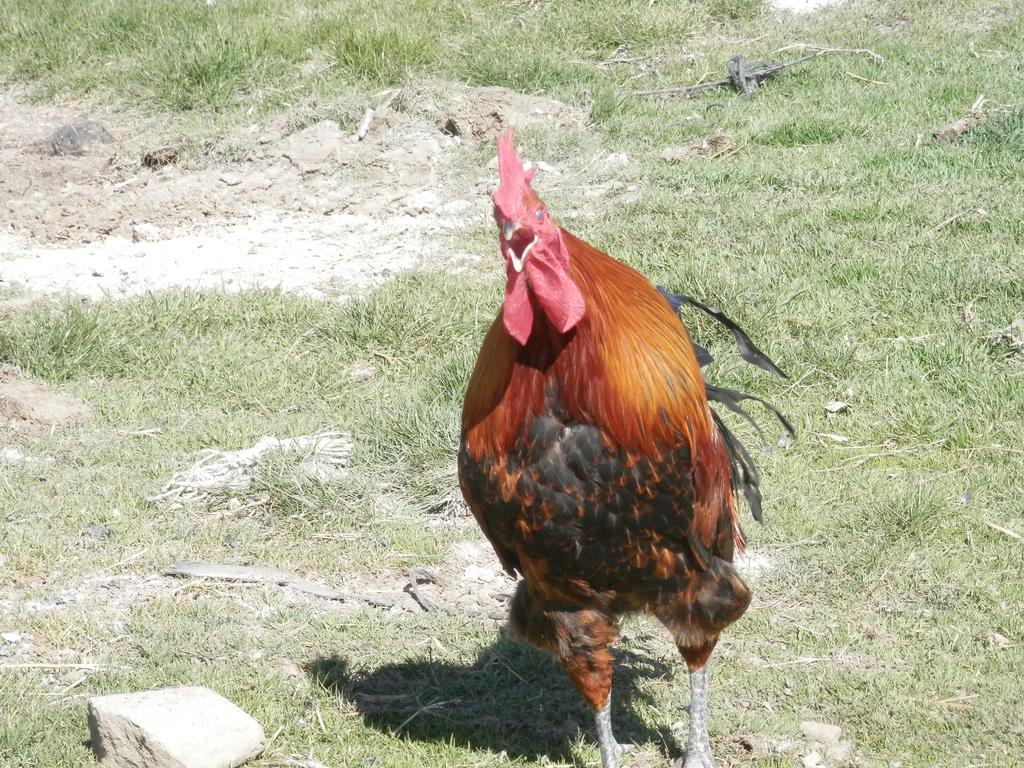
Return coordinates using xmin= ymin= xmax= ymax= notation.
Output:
xmin=459 ymin=232 xmax=755 ymax=702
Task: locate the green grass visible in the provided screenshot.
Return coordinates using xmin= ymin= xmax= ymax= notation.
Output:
xmin=2 ymin=0 xmax=1024 ymax=767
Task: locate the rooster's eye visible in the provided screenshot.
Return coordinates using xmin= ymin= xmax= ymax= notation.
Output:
xmin=534 ymin=209 xmax=544 ymax=222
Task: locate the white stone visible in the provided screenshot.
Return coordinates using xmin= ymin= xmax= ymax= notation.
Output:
xmin=131 ymin=223 xmax=161 ymax=242
xmin=800 ymin=720 xmax=843 ymax=745
xmin=87 ymin=686 xmax=266 ymax=768
xmin=603 ymin=151 xmax=629 ymax=169
xmin=826 ymin=741 xmax=853 ymax=761
xmin=278 ymin=121 xmax=344 ymax=173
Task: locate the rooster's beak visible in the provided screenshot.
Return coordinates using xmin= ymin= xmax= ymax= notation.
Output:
xmin=501 ymin=221 xmax=518 ymax=241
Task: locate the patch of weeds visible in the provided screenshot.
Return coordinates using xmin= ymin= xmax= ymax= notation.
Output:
xmin=758 ymin=118 xmax=855 ymax=147
xmin=968 ymin=107 xmax=1024 ymax=153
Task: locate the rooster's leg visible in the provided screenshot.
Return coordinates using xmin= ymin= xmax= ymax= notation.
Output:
xmin=594 ymin=695 xmax=624 ymax=768
xmin=506 ymin=584 xmax=623 ymax=766
xmin=682 ymin=665 xmax=715 ymax=768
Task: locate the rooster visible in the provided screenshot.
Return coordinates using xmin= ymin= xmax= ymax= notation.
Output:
xmin=459 ymin=129 xmax=790 ymax=768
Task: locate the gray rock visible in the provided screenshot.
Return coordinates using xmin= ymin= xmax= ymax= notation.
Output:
xmin=43 ymin=121 xmax=114 ymax=156
xmin=800 ymin=720 xmax=842 ymax=745
xmin=661 ymin=145 xmax=692 ymax=163
xmin=278 ymin=121 xmax=344 ymax=173
xmin=602 ymin=151 xmax=629 ymax=169
xmin=81 ymin=524 xmax=115 ymax=541
xmin=88 ymin=686 xmax=266 ymax=768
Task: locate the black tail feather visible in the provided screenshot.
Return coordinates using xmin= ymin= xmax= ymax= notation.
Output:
xmin=705 ymin=383 xmax=795 ymax=438
xmin=657 ymin=285 xmax=794 ymax=522
xmin=657 ymin=286 xmax=787 ymax=378
xmin=711 ymin=410 xmax=765 ymax=523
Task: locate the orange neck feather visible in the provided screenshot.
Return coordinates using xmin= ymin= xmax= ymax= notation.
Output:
xmin=462 ymin=228 xmax=737 ymax=547
xmin=462 ymin=229 xmax=713 ymax=459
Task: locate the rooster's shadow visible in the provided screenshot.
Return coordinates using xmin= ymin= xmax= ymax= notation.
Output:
xmin=308 ymin=636 xmax=678 ymax=761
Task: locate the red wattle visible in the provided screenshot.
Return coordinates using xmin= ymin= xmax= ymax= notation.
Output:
xmin=526 ymin=255 xmax=585 ymax=335
xmin=502 ymin=269 xmax=534 ymax=345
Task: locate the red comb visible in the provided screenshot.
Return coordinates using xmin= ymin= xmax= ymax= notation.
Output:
xmin=493 ymin=127 xmax=536 ymax=216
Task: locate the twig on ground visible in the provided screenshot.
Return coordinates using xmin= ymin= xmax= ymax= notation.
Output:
xmin=356 ymin=89 xmax=400 ymax=141
xmin=52 ymin=670 xmax=91 ymax=696
xmin=110 ymin=548 xmax=149 ymax=569
xmin=1 ymin=662 xmax=106 ymax=670
xmin=934 ymin=692 xmax=979 ymax=707
xmin=598 ymin=45 xmax=652 ymax=68
xmin=394 ymin=698 xmax=460 ymax=734
xmin=163 ymin=561 xmax=395 ymax=608
xmin=814 ymin=439 xmax=945 ymax=471
xmin=959 ymin=444 xmax=1024 ymax=456
xmin=846 ymin=71 xmax=888 ymax=85
xmin=930 ymin=208 xmax=987 ymax=232
xmin=772 ymin=43 xmax=884 ymax=61
xmin=636 ymin=51 xmax=831 ymax=98
xmin=635 ymin=44 xmax=884 ymax=98
xmin=934 ymin=114 xmax=982 ymax=143
xmin=404 ymin=567 xmax=441 ymax=612
xmin=355 ymin=109 xmax=374 ymax=141
xmin=933 ymin=94 xmax=1017 ymax=142
xmin=984 ymin=521 xmax=1022 ymax=541
xmin=257 ymin=725 xmax=285 ymax=758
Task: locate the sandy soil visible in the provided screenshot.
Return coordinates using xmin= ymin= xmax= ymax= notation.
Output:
xmin=0 ymin=83 xmax=584 ymax=300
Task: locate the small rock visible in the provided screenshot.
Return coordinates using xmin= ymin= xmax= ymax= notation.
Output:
xmin=43 ymin=120 xmax=114 ymax=156
xmin=989 ymin=631 xmax=1011 ymax=649
xmin=131 ymin=223 xmax=161 ymax=242
xmin=603 ymin=151 xmax=629 ymax=169
xmin=823 ymin=401 xmax=851 ymax=416
xmin=1 ymin=447 xmax=33 ymax=465
xmin=88 ymin=686 xmax=266 ymax=768
xmin=802 ymin=751 xmax=822 ymax=768
xmin=81 ymin=525 xmax=115 ymax=541
xmin=2 ymin=631 xmax=21 ymax=644
xmin=800 ymin=721 xmax=842 ymax=745
xmin=661 ymin=145 xmax=691 ymax=163
xmin=346 ymin=362 xmax=375 ymax=382
xmin=278 ymin=121 xmax=344 ymax=173
xmin=219 ymin=173 xmax=243 ymax=186
xmin=826 ymin=741 xmax=853 ymax=762
xmin=464 ymin=565 xmax=500 ymax=583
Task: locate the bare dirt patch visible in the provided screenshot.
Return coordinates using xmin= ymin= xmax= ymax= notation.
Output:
xmin=0 ymin=364 xmax=91 ymax=432
xmin=0 ymin=83 xmax=587 ymax=301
